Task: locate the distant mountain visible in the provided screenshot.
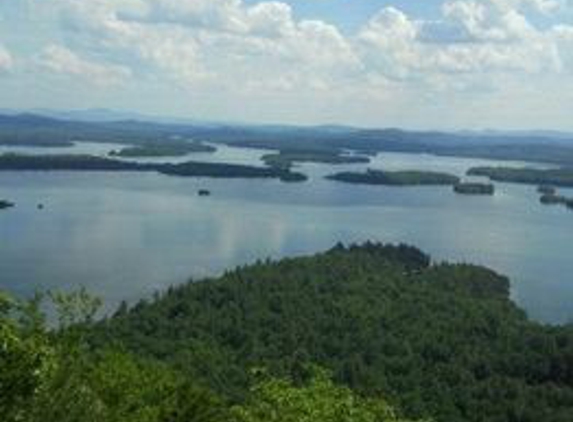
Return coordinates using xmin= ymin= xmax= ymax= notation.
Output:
xmin=1 ymin=111 xmax=573 ymax=165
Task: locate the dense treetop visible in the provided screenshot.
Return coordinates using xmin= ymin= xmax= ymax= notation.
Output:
xmin=89 ymin=243 xmax=573 ymax=422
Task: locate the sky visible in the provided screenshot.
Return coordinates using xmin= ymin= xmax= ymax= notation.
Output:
xmin=0 ymin=0 xmax=572 ymax=130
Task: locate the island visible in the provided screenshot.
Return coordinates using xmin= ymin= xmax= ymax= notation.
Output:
xmin=325 ymin=168 xmax=460 ymax=186
xmin=0 ymin=153 xmax=308 ymax=183
xmin=538 ymin=188 xmax=573 ymax=211
xmin=0 ymin=199 xmax=14 ymax=209
xmin=467 ymin=166 xmax=573 ymax=187
xmin=453 ymin=182 xmax=495 ymax=195
xmin=537 ymin=185 xmax=556 ymax=195
xmin=262 ymin=150 xmax=370 ymax=170
xmin=109 ymin=141 xmax=216 ymax=158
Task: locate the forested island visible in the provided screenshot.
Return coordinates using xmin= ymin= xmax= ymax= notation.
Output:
xmin=326 ymin=168 xmax=460 ymax=186
xmin=2 ymin=243 xmax=573 ymax=421
xmin=0 ymin=153 xmax=307 ymax=182
xmin=0 ymin=199 xmax=14 ymax=209
xmin=109 ymin=141 xmax=216 ymax=158
xmin=262 ymin=150 xmax=370 ymax=170
xmin=539 ymin=188 xmax=573 ymax=210
xmin=468 ymin=166 xmax=573 ymax=187
xmin=453 ymin=182 xmax=495 ymax=195
xmin=538 ymin=185 xmax=557 ymax=195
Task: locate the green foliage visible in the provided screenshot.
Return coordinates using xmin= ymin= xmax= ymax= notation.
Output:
xmin=0 ymin=291 xmax=228 ymax=422
xmin=232 ymin=368 xmax=420 ymax=422
xmin=91 ymin=243 xmax=573 ymax=422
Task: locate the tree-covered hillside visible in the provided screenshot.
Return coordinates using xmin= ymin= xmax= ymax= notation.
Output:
xmin=91 ymin=243 xmax=573 ymax=422
xmin=2 ymin=289 xmax=416 ymax=422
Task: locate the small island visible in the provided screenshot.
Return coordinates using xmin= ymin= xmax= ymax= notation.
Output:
xmin=0 ymin=153 xmax=307 ymax=183
xmin=262 ymin=150 xmax=370 ymax=170
xmin=453 ymin=182 xmax=495 ymax=195
xmin=326 ymin=168 xmax=460 ymax=186
xmin=537 ymin=185 xmax=556 ymax=195
xmin=467 ymin=166 xmax=573 ymax=187
xmin=539 ymin=189 xmax=573 ymax=211
xmin=109 ymin=141 xmax=216 ymax=158
xmin=540 ymin=193 xmax=567 ymax=205
xmin=0 ymin=199 xmax=14 ymax=210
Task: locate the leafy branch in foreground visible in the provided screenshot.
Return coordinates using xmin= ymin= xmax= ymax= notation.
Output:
xmin=233 ymin=367 xmax=422 ymax=422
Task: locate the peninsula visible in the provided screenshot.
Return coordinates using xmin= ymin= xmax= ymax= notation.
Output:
xmin=109 ymin=141 xmax=216 ymax=158
xmin=0 ymin=153 xmax=307 ymax=182
xmin=467 ymin=166 xmax=573 ymax=187
xmin=262 ymin=150 xmax=370 ymax=170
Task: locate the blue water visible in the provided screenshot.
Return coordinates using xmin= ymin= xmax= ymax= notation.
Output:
xmin=0 ymin=143 xmax=571 ymax=324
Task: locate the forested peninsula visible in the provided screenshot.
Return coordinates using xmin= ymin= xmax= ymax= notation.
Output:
xmin=84 ymin=243 xmax=573 ymax=422
xmin=0 ymin=154 xmax=307 ymax=182
xmin=109 ymin=141 xmax=216 ymax=158
xmin=468 ymin=166 xmax=573 ymax=187
xmin=262 ymin=150 xmax=370 ymax=170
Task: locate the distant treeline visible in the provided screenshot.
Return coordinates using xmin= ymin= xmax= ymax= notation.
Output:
xmin=3 ymin=113 xmax=573 ymax=166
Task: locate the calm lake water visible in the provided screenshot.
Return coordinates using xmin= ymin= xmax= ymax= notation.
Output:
xmin=0 ymin=143 xmax=572 ymax=324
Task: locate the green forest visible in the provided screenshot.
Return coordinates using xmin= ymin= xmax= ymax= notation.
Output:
xmin=326 ymin=169 xmax=460 ymax=186
xmin=467 ymin=167 xmax=573 ymax=187
xmin=2 ymin=243 xmax=572 ymax=421
xmin=262 ymin=151 xmax=370 ymax=170
xmin=0 ymin=154 xmax=307 ymax=182
xmin=109 ymin=141 xmax=216 ymax=158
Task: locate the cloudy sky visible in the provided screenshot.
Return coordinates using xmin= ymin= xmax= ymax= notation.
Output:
xmin=1 ymin=0 xmax=572 ymax=129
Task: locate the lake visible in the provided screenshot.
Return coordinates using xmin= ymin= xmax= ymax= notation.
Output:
xmin=0 ymin=143 xmax=572 ymax=324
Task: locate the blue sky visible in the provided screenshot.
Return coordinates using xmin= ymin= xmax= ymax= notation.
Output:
xmin=1 ymin=0 xmax=572 ymax=130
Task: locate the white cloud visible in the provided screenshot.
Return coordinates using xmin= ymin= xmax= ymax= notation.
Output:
xmin=38 ymin=44 xmax=131 ymax=85
xmin=6 ymin=0 xmax=573 ymax=128
xmin=50 ymin=0 xmax=359 ymax=92
xmin=358 ymin=0 xmax=568 ymax=81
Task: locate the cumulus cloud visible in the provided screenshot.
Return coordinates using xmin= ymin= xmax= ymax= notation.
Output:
xmin=42 ymin=0 xmax=570 ymax=91
xmin=358 ymin=0 xmax=567 ymax=81
xmin=7 ymin=0 xmax=573 ymax=127
xmin=48 ymin=0 xmax=360 ymax=92
xmin=38 ymin=44 xmax=131 ymax=85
